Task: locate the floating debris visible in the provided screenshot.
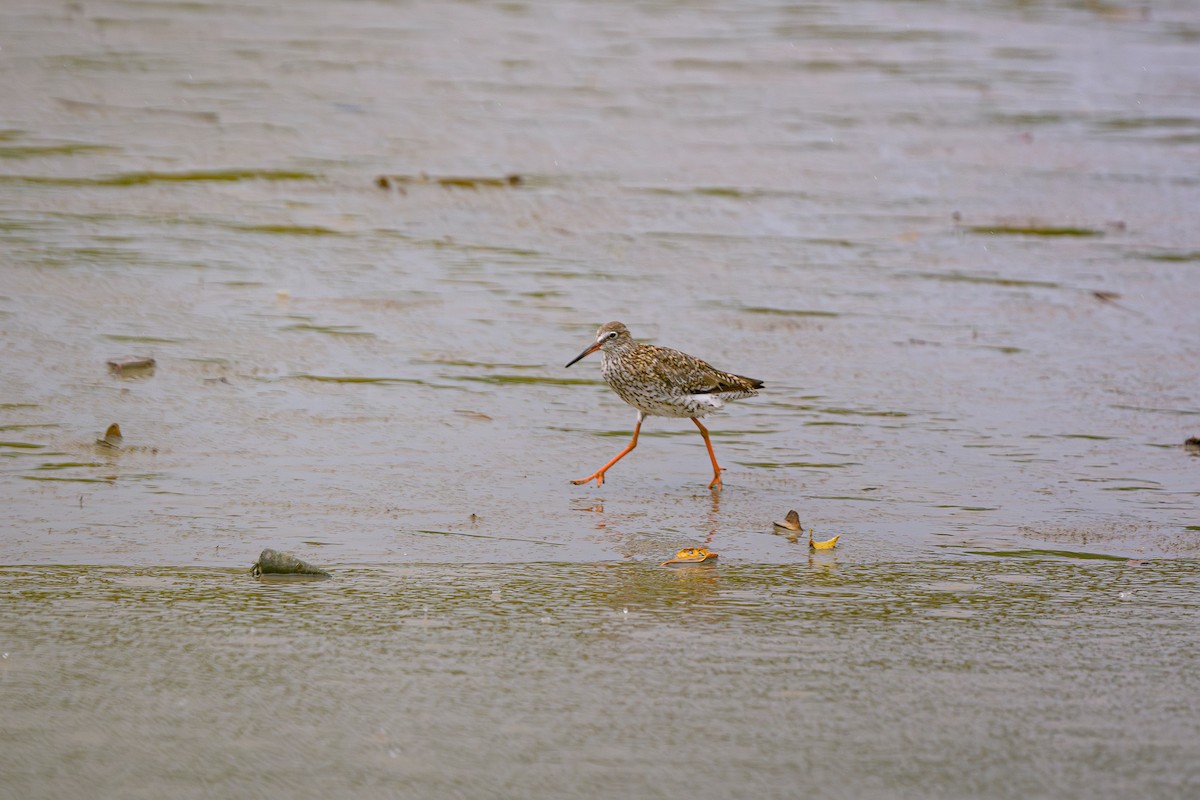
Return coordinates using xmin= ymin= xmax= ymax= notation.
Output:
xmin=106 ymin=356 xmax=156 ymax=375
xmin=1184 ymin=436 xmax=1200 ymax=454
xmin=661 ymin=547 xmax=719 ymax=566
xmin=772 ymin=509 xmax=802 ymax=533
xmin=809 ymin=530 xmax=840 ymax=550
xmin=375 ymin=172 xmax=522 ymax=191
xmin=250 ymin=548 xmax=331 ymax=579
xmin=95 ymin=423 xmax=123 ymax=449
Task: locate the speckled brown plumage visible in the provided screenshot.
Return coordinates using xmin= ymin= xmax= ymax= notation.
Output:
xmin=564 ymin=321 xmax=763 ymax=489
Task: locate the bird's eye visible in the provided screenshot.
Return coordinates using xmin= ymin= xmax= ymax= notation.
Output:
xmin=607 ymin=331 xmax=618 ymax=339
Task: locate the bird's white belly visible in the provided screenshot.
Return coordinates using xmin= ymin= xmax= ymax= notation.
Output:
xmin=615 ymin=386 xmax=727 ymax=418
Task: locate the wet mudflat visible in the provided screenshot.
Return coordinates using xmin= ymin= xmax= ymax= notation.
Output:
xmin=1 ymin=0 xmax=1198 ymax=796
xmin=3 ymin=559 xmax=1199 ymax=799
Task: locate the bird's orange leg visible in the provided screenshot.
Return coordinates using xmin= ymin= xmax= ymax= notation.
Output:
xmin=572 ymin=414 xmax=644 ymax=487
xmin=692 ymin=417 xmax=725 ymax=489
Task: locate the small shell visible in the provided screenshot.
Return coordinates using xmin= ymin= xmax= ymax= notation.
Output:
xmin=251 ymin=548 xmax=331 ymax=579
xmin=95 ymin=422 xmax=124 ymax=448
xmin=772 ymin=509 xmax=802 ymax=532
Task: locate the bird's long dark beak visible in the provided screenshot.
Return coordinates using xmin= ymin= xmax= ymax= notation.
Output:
xmin=565 ymin=340 xmax=601 ymax=368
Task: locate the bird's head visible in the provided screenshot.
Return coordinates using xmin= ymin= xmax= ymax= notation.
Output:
xmin=565 ymin=321 xmax=631 ymax=368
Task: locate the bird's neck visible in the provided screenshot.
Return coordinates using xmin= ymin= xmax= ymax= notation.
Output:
xmin=600 ymin=340 xmax=638 ymax=366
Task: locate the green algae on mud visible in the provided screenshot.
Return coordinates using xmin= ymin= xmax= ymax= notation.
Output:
xmin=458 ymin=374 xmax=602 ymax=386
xmin=905 ymin=271 xmax=1062 ymax=288
xmin=375 ymin=172 xmax=523 ymax=190
xmin=282 ymin=323 xmax=376 ymax=337
xmin=1131 ymin=249 xmax=1200 ymax=262
xmin=0 ymin=168 xmax=318 ymax=186
xmin=233 ymin=224 xmax=348 ymax=236
xmin=415 ymin=359 xmax=543 ymax=370
xmin=817 ymin=407 xmax=909 ymax=418
xmin=34 ymin=461 xmax=108 ymax=470
xmin=22 ymin=475 xmax=114 ymax=483
xmin=0 ymin=142 xmax=119 ymax=159
xmin=102 ymin=334 xmax=187 ymax=344
xmin=412 ymin=529 xmax=566 ymax=547
xmin=965 ymin=225 xmax=1104 ymax=237
xmin=742 ymin=306 xmax=841 ymax=318
xmin=966 ymin=548 xmax=1131 ymax=561
xmin=739 ymin=460 xmax=860 ymax=469
xmin=806 ymin=494 xmax=884 ymax=502
xmin=932 ymin=505 xmax=998 ymax=511
xmin=289 ymin=374 xmax=427 ymax=385
xmin=634 ymin=184 xmax=813 ymax=200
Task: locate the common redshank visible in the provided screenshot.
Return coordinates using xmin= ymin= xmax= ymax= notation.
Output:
xmin=564 ymin=321 xmax=763 ymax=489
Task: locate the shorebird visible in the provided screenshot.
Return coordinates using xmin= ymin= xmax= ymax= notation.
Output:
xmin=564 ymin=321 xmax=763 ymax=489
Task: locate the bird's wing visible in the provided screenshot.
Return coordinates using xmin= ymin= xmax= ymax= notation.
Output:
xmin=643 ymin=348 xmax=740 ymax=395
xmin=692 ymin=373 xmax=753 ymax=395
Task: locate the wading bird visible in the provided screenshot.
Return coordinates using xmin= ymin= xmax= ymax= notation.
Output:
xmin=565 ymin=321 xmax=762 ymax=489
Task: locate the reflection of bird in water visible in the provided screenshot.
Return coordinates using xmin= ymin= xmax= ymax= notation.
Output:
xmin=565 ymin=321 xmax=762 ymax=489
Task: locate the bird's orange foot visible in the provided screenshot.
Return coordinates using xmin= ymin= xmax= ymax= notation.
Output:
xmin=707 ymin=468 xmax=726 ymax=490
xmin=571 ymin=471 xmax=606 ymax=487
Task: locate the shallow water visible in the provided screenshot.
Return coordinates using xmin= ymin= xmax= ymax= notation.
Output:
xmin=2 ymin=0 xmax=1199 ymax=795
xmin=3 ymin=559 xmax=1199 ymax=799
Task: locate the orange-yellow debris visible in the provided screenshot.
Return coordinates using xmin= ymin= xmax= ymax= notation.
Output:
xmin=809 ymin=531 xmax=840 ymax=550
xmin=661 ymin=547 xmax=719 ymax=566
